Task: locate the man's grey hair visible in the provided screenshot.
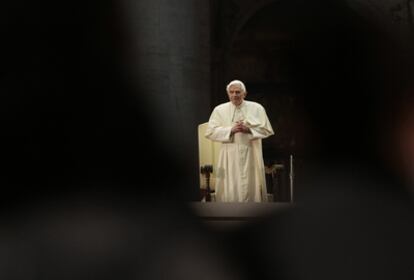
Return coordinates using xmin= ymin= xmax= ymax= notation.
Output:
xmin=226 ymin=80 xmax=247 ymax=93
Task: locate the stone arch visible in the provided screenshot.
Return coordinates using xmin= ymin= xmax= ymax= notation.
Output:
xmin=213 ymin=0 xmax=401 ymax=154
xmin=224 ymin=0 xmax=396 ymax=56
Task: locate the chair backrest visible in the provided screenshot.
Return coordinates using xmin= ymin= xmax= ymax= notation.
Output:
xmin=198 ymin=123 xmax=221 ymax=190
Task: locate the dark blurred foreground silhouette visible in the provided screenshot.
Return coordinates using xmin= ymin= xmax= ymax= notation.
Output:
xmin=1 ymin=0 xmax=414 ymax=279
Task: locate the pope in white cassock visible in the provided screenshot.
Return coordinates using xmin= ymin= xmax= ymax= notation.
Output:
xmin=205 ymin=80 xmax=274 ymax=202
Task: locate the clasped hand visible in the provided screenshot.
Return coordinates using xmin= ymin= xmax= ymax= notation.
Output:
xmin=231 ymin=121 xmax=250 ymax=134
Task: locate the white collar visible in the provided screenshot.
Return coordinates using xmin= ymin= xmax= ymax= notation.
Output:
xmin=230 ymin=100 xmax=245 ymax=109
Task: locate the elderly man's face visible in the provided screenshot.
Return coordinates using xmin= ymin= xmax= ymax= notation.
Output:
xmin=227 ymin=84 xmax=246 ymax=106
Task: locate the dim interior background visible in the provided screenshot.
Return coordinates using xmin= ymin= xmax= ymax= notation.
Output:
xmin=2 ymin=1 xmax=414 ymax=280
xmin=2 ymin=0 xmax=414 ymax=203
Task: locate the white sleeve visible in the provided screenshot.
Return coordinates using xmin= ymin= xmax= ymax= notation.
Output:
xmin=204 ymin=108 xmax=233 ymax=142
xmin=246 ymin=105 xmax=274 ymax=139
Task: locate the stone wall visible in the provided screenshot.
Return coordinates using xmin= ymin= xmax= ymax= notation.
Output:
xmin=121 ymin=0 xmax=211 ymax=200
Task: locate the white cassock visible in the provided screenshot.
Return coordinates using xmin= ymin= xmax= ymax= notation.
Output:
xmin=205 ymin=100 xmax=274 ymax=202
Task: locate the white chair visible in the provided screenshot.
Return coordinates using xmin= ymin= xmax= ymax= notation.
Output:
xmin=198 ymin=123 xmax=221 ymax=202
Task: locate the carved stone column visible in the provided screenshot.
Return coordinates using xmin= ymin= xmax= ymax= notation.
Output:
xmin=120 ymin=0 xmax=211 ymax=200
